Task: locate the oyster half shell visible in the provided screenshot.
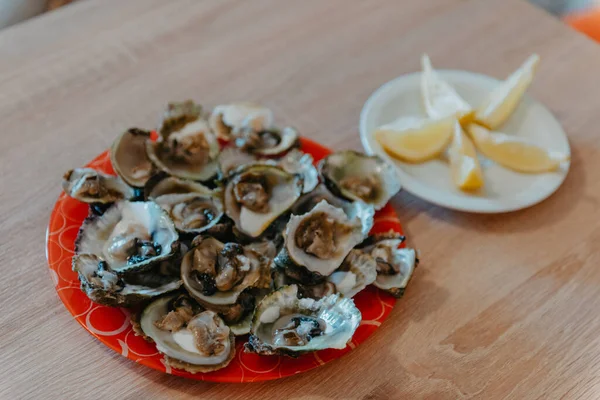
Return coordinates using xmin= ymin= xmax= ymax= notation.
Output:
xmin=319 ymin=150 xmax=401 ymax=210
xmin=147 ymin=101 xmax=220 ymax=182
xmin=111 ymin=128 xmax=155 ymax=187
xmin=276 ymin=200 xmax=366 ymax=278
xmin=146 ymin=176 xmax=224 ymax=235
xmin=75 ymin=201 xmax=179 ymax=274
xmin=140 ymin=294 xmax=235 ymax=373
xmin=62 ymin=168 xmax=135 ymax=204
xmin=224 ymin=164 xmax=303 ymax=238
xmin=244 ymin=285 xmax=361 ymax=356
xmin=209 ymin=103 xmax=273 ymax=141
xmin=72 ymin=254 xmax=181 ymax=307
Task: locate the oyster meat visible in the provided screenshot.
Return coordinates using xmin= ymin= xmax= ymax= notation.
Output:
xmin=75 ymin=201 xmax=179 ymax=274
xmin=181 ymin=236 xmax=271 ymax=308
xmin=140 ymin=294 xmax=235 ymax=373
xmin=275 ymin=200 xmax=366 ymax=278
xmin=62 ymin=168 xmax=135 ymax=204
xmin=224 ymin=164 xmax=302 ymax=238
xmin=245 ymin=285 xmax=361 ymax=356
xmin=319 ymin=150 xmax=401 ymax=210
xmin=147 ymin=101 xmax=220 ymax=182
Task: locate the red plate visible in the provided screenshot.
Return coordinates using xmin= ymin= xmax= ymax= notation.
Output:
xmin=46 ymin=137 xmax=403 ymax=382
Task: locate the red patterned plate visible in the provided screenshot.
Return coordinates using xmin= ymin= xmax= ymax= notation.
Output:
xmin=46 ymin=137 xmax=403 ymax=382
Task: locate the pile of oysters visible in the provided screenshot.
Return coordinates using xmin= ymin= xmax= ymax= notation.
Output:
xmin=62 ymin=101 xmax=416 ymax=373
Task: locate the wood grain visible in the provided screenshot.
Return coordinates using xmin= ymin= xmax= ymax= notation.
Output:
xmin=2 ymin=0 xmax=600 ymax=398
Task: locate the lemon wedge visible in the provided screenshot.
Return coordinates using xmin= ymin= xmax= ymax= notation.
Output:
xmin=468 ymin=124 xmax=569 ymax=173
xmin=375 ymin=116 xmax=454 ymax=163
xmin=449 ymin=121 xmax=484 ymax=190
xmin=421 ymin=54 xmax=474 ymax=123
xmin=475 ymin=54 xmax=540 ymax=129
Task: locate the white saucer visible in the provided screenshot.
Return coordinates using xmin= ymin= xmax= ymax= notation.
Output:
xmin=359 ymin=70 xmax=570 ymax=213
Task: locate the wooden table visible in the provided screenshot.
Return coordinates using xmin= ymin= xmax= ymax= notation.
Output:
xmin=2 ymin=0 xmax=600 ymax=398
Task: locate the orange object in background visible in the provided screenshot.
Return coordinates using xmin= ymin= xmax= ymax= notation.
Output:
xmin=566 ymin=8 xmax=600 ymax=42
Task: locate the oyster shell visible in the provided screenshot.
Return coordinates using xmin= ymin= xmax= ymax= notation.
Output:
xmin=235 ymin=126 xmax=299 ymax=156
xmin=224 ymin=164 xmax=303 ymax=238
xmin=111 ymin=128 xmax=155 ymax=187
xmin=140 ymin=294 xmax=235 ymax=373
xmin=275 ymin=200 xmax=366 ymax=278
xmin=292 ymin=184 xmax=375 ymax=236
xmin=62 ymin=168 xmax=135 ymax=204
xmin=180 ymin=236 xmax=271 ymax=308
xmin=327 ymin=249 xmax=377 ymax=298
xmin=277 ymin=149 xmax=318 ymax=194
xmin=146 ymin=176 xmax=224 ymax=235
xmin=244 ymin=285 xmax=361 ymax=356
xmin=72 ymin=254 xmax=182 ymax=307
xmin=319 ymin=150 xmax=401 ymax=210
xmin=147 ymin=101 xmax=220 ymax=182
xmin=360 ymin=232 xmax=416 ymax=297
xmin=75 ymin=201 xmax=179 ymax=274
xmin=209 ymin=103 xmax=273 ymax=141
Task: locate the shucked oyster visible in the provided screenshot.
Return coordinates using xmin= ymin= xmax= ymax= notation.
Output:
xmin=277 ymin=149 xmax=318 ymax=193
xmin=62 ymin=168 xmax=135 ymax=204
xmin=147 ymin=101 xmax=220 ymax=182
xmin=224 ymin=164 xmax=303 ymax=238
xmin=72 ymin=254 xmax=181 ymax=307
xmin=235 ymin=126 xmax=299 ymax=156
xmin=273 ymin=249 xmax=376 ymax=300
xmin=319 ymin=150 xmax=401 ymax=210
xmin=75 ymin=201 xmax=179 ymax=274
xmin=111 ymin=128 xmax=155 ymax=187
xmin=292 ymin=184 xmax=375 ymax=237
xmin=146 ymin=176 xmax=224 ymax=235
xmin=360 ymin=232 xmax=416 ymax=297
xmin=140 ymin=294 xmax=235 ymax=373
xmin=209 ymin=103 xmax=273 ymax=141
xmin=180 ymin=236 xmax=271 ymax=308
xmin=275 ymin=200 xmax=366 ymax=278
xmin=244 ymin=285 xmax=361 ymax=356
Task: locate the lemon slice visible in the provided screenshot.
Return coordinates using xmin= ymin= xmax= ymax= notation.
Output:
xmin=421 ymin=54 xmax=474 ymax=123
xmin=475 ymin=54 xmax=540 ymax=129
xmin=468 ymin=124 xmax=569 ymax=173
xmin=449 ymin=121 xmax=484 ymax=190
xmin=375 ymin=115 xmax=454 ymax=163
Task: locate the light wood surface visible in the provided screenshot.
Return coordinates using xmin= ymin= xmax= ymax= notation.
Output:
xmin=2 ymin=0 xmax=600 ymax=398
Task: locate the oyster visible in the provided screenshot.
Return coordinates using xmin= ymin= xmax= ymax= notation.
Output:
xmin=180 ymin=236 xmax=271 ymax=308
xmin=360 ymin=232 xmax=416 ymax=297
xmin=277 ymin=149 xmax=318 ymax=194
xmin=75 ymin=201 xmax=179 ymax=274
xmin=62 ymin=168 xmax=135 ymax=204
xmin=319 ymin=150 xmax=401 ymax=210
xmin=292 ymin=184 xmax=375 ymax=237
xmin=217 ymin=146 xmax=258 ymax=178
xmin=147 ymin=101 xmax=220 ymax=182
xmin=72 ymin=254 xmax=181 ymax=307
xmin=235 ymin=126 xmax=299 ymax=156
xmin=273 ymin=250 xmax=376 ymax=299
xmin=140 ymin=294 xmax=235 ymax=373
xmin=146 ymin=176 xmax=224 ymax=235
xmin=209 ymin=103 xmax=273 ymax=141
xmin=244 ymin=285 xmax=361 ymax=356
xmin=327 ymin=249 xmax=377 ymax=298
xmin=111 ymin=128 xmax=155 ymax=187
xmin=275 ymin=200 xmax=366 ymax=278
xmin=224 ymin=164 xmax=302 ymax=238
